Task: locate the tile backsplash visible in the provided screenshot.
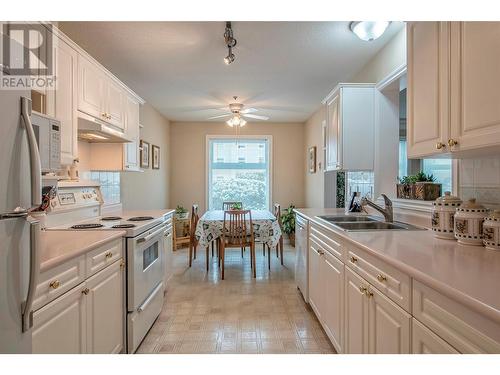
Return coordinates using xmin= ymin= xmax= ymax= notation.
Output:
xmin=459 ymin=157 xmax=500 ymax=208
xmin=80 ymin=171 xmax=121 ymax=205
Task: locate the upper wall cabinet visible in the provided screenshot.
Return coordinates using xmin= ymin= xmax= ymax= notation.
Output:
xmin=323 ymin=84 xmax=375 ymax=171
xmin=77 ymin=55 xmax=126 ymax=132
xmin=407 ymin=21 xmax=500 ymax=158
xmin=123 ymin=95 xmax=141 ymax=171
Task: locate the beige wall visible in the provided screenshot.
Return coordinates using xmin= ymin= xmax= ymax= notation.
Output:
xmin=304 ymin=106 xmax=326 ymax=208
xmin=169 ymin=121 xmax=305 ymax=213
xmin=121 ymin=103 xmax=171 ymax=210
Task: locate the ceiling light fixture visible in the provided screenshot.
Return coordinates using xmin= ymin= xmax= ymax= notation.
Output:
xmin=226 ymin=114 xmax=246 ymax=127
xmin=223 ymin=21 xmax=237 ymax=65
xmin=350 ymin=21 xmax=391 ymax=41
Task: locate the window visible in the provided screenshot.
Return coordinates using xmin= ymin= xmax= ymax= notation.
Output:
xmin=208 ymin=137 xmax=271 ymax=210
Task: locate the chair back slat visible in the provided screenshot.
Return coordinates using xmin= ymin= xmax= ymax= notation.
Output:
xmin=274 ymin=203 xmax=282 ymax=228
xmin=222 ymin=201 xmax=243 ymax=210
xmin=190 ymin=204 xmax=199 ymax=243
xmin=222 ymin=209 xmax=253 ymax=247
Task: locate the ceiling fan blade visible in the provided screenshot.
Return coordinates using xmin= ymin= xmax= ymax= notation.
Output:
xmin=208 ymin=113 xmax=232 ymax=120
xmin=241 ymin=108 xmax=258 ymax=114
xmin=243 ymin=114 xmax=269 ymax=120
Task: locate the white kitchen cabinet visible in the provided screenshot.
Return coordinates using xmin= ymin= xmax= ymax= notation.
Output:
xmin=32 ymin=283 xmax=87 ymax=354
xmin=412 ymin=319 xmax=459 ymax=354
xmin=124 ymin=95 xmax=141 ymax=170
xmin=343 ymin=267 xmax=410 ymax=354
xmin=323 ymin=84 xmax=375 ymax=171
xmin=86 ymin=259 xmax=124 ymax=354
xmin=322 ymin=251 xmax=344 ymax=353
xmin=53 ymin=37 xmax=78 ymax=165
xmin=105 ymin=80 xmax=126 ymax=131
xmin=408 ymin=21 xmax=500 ymax=158
xmin=308 ymin=240 xmax=322 ymax=319
xmin=78 ymin=54 xmax=105 ymax=120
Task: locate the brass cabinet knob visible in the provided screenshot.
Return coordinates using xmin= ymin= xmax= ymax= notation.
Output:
xmin=448 ymin=139 xmax=458 ymax=147
xmin=365 ymin=289 xmax=374 ymax=298
xmin=81 ymin=288 xmax=90 ymax=295
xmin=359 ymin=285 xmax=367 ymax=294
xmin=49 ymin=280 xmax=60 ymax=289
xmin=317 ymin=249 xmax=325 ymax=255
xmin=120 ymin=260 xmax=125 ymax=269
xmin=377 ymin=274 xmax=387 ymax=282
xmin=350 ymin=256 xmax=358 ymax=263
xmin=105 ymin=251 xmax=113 ymax=259
xmin=435 ymin=142 xmax=446 ymax=150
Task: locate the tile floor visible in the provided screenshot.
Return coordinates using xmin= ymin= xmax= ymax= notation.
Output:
xmin=136 ymin=244 xmax=336 ymax=354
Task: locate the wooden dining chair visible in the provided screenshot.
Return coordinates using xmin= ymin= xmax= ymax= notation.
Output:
xmin=262 ymin=203 xmax=284 ymax=269
xmin=188 ymin=204 xmax=199 ymax=267
xmin=222 ymin=201 xmax=243 ymax=210
xmin=220 ymin=210 xmax=256 ymax=280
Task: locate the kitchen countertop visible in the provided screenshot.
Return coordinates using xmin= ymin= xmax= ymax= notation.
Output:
xmin=295 ymin=208 xmax=500 ymax=324
xmin=40 ymin=230 xmax=125 ymax=272
xmin=103 ymin=208 xmax=175 ymax=218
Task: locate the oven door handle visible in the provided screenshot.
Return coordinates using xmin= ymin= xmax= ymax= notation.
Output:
xmin=136 ymin=225 xmax=165 ymax=244
xmin=137 ymin=282 xmax=163 ymax=313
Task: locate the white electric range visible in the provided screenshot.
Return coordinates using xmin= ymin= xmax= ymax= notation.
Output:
xmin=45 ymin=181 xmax=173 ymax=353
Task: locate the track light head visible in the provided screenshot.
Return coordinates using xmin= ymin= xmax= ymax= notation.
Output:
xmin=223 ymin=22 xmax=237 ymax=65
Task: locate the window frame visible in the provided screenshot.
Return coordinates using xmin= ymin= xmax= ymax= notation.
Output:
xmin=205 ymin=135 xmax=273 ymax=211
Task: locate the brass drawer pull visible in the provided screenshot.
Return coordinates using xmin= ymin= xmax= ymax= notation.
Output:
xmin=350 ymin=256 xmax=358 ymax=263
xmin=448 ymin=139 xmax=458 ymax=147
xmin=365 ymin=290 xmax=374 ymax=298
xmin=359 ymin=285 xmax=367 ymax=294
xmin=105 ymin=251 xmax=113 ymax=259
xmin=377 ymin=274 xmax=387 ymax=282
xmin=81 ymin=288 xmax=90 ymax=295
xmin=435 ymin=142 xmax=446 ymax=150
xmin=317 ymin=249 xmax=325 ymax=255
xmin=49 ymin=280 xmax=60 ymax=289
xmin=120 ymin=260 xmax=125 ymax=269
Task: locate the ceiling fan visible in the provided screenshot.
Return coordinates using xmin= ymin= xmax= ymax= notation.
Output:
xmin=207 ymin=96 xmax=270 ymax=126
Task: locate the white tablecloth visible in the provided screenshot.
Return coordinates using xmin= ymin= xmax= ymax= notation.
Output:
xmin=195 ymin=210 xmax=282 ymax=248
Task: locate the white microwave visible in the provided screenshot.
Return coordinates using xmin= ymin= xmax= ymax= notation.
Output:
xmin=31 ymin=113 xmax=61 ymax=172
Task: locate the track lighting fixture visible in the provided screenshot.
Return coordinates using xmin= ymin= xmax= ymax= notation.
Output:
xmin=223 ymin=21 xmax=237 ymax=65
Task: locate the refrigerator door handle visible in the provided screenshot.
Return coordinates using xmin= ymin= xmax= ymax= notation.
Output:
xmin=0 ymin=209 xmax=29 ymax=220
xmin=22 ymin=219 xmax=40 ymax=332
xmin=20 ymin=97 xmax=42 ymax=207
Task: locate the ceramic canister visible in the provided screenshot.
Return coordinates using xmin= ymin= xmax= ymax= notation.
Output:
xmin=431 ymin=191 xmax=462 ymax=239
xmin=454 ymin=198 xmax=488 ymax=246
xmin=483 ymin=210 xmax=500 ymax=251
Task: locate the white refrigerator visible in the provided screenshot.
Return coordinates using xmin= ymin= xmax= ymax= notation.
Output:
xmin=0 ymin=85 xmax=42 ymax=353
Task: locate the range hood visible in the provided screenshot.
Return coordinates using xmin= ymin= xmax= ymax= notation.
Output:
xmin=77 ymin=111 xmax=131 ymax=143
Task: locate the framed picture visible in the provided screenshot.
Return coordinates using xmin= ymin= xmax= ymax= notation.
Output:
xmin=140 ymin=140 xmax=150 ymax=168
xmin=152 ymin=145 xmax=160 ymax=169
xmin=308 ymin=146 xmax=317 ymax=173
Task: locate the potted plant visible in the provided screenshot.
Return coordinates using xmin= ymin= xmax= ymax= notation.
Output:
xmin=175 ymin=205 xmax=189 ymax=220
xmin=397 ymin=172 xmax=441 ymax=201
xmin=281 ymin=204 xmax=296 ymax=247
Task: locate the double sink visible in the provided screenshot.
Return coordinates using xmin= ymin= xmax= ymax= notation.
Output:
xmin=317 ymin=215 xmax=425 ymax=232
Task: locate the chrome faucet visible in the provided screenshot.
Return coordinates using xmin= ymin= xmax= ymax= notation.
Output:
xmin=360 ymin=194 xmax=394 ymax=223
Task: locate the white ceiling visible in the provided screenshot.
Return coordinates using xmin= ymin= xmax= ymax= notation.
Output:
xmin=59 ymin=21 xmax=404 ymax=122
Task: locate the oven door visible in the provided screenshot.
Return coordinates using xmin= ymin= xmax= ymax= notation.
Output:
xmin=127 ymin=224 xmax=165 ymax=311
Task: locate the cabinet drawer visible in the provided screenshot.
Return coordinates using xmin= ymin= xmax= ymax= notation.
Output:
xmin=33 ymin=255 xmax=86 ymax=311
xmin=86 ymin=238 xmax=123 ymax=277
xmin=310 ymin=223 xmax=343 ymax=260
xmin=413 ymin=280 xmax=500 ymax=353
xmin=412 ymin=318 xmax=458 ymax=354
xmin=346 ymin=245 xmax=411 ymax=312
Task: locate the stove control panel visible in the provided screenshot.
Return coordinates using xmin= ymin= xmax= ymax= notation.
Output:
xmin=49 ymin=186 xmax=103 ymax=212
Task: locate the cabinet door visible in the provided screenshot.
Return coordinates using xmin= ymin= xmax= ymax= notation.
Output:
xmin=32 ymin=283 xmax=87 ymax=354
xmin=86 ymin=260 xmax=124 ymax=354
xmin=344 ymin=267 xmax=368 ymax=354
xmin=163 ymin=230 xmax=173 ymax=289
xmin=449 ymin=22 xmax=500 ymax=152
xmin=54 ymin=38 xmax=78 ymax=165
xmin=368 ymin=284 xmax=411 ymax=354
xmin=325 ymin=94 xmax=340 ymax=171
xmin=105 ymin=79 xmax=126 ymax=130
xmin=78 ymin=55 xmax=105 ymax=119
xmin=412 ymin=319 xmax=459 ymax=354
xmin=407 ymin=22 xmax=450 ymax=158
xmin=322 ymin=251 xmax=344 ymax=353
xmin=308 ymin=239 xmax=322 ymax=318
xmin=124 ymin=95 xmax=140 ymax=170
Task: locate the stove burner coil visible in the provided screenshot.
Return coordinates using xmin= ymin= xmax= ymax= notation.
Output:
xmin=127 ymin=216 xmax=155 ymax=222
xmin=71 ymin=223 xmax=104 ymax=229
xmin=101 ymin=216 xmax=123 ymax=221
xmin=111 ymin=224 xmax=136 ymax=229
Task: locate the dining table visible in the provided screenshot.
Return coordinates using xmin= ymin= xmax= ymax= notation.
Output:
xmin=195 ymin=209 xmax=282 ymax=249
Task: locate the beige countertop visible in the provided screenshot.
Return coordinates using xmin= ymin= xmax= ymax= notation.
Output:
xmin=295 ymin=208 xmax=500 ymax=324
xmin=40 ymin=230 xmax=125 ymax=272
xmin=103 ymin=208 xmax=175 ymax=217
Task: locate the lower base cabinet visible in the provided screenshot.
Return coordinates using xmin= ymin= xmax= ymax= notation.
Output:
xmin=344 ymin=267 xmax=411 ymax=354
xmin=412 ymin=319 xmax=459 ymax=354
xmin=33 ymin=259 xmax=124 ymax=354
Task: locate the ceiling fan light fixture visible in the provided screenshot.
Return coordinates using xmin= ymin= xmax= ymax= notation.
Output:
xmin=350 ymin=21 xmax=391 ymax=41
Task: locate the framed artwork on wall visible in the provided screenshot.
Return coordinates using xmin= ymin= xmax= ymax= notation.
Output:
xmin=152 ymin=145 xmax=160 ymax=169
xmin=140 ymin=140 xmax=150 ymax=168
xmin=309 ymin=146 xmax=317 ymax=173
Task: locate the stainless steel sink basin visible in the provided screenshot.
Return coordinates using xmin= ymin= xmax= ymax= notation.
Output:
xmin=318 ymin=215 xmax=377 ymax=223
xmin=316 ymin=214 xmax=426 ymax=231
